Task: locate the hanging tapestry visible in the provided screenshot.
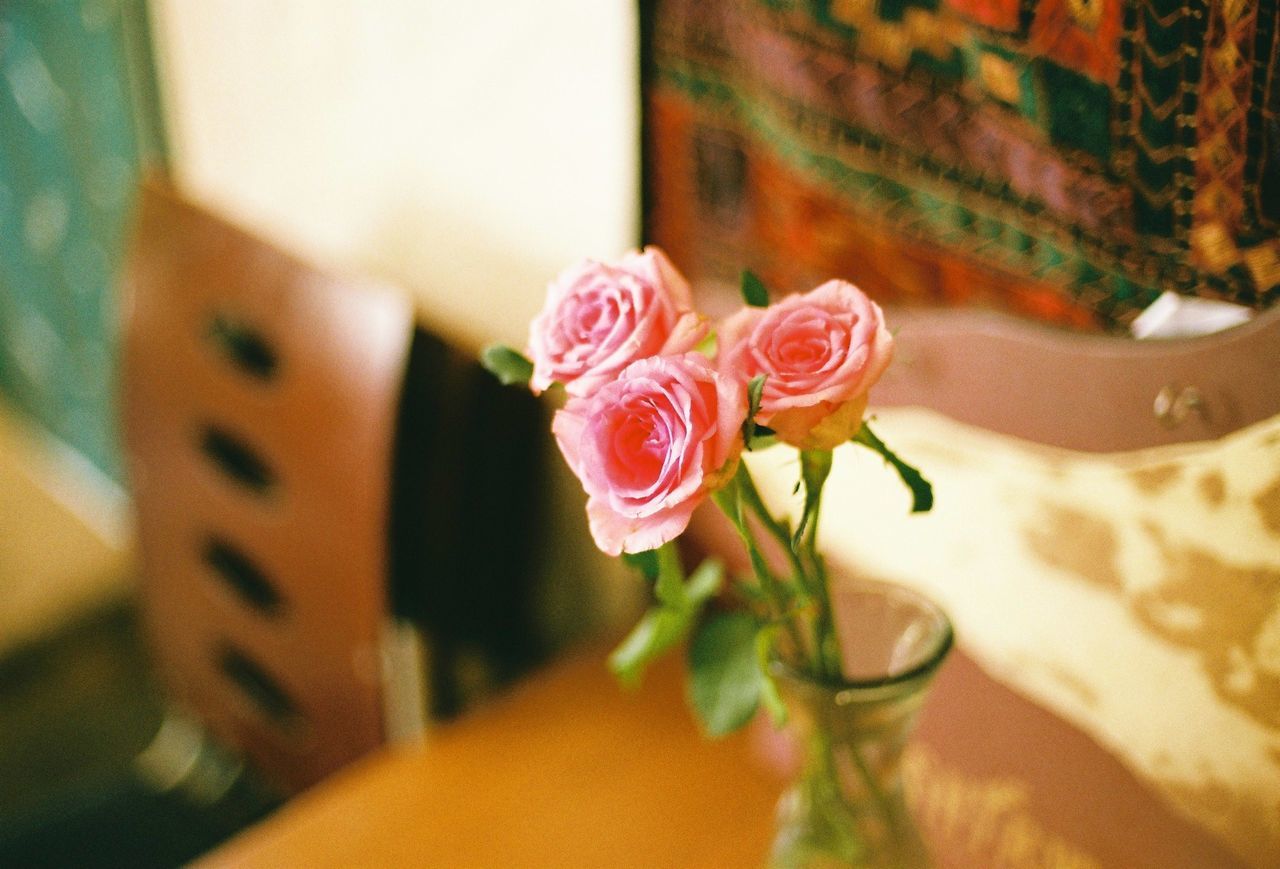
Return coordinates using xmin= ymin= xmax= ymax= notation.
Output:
xmin=642 ymin=0 xmax=1280 ymax=331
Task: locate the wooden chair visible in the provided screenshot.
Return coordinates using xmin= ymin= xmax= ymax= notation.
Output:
xmin=118 ymin=181 xmax=419 ymax=793
xmin=0 ymin=181 xmax=550 ymax=866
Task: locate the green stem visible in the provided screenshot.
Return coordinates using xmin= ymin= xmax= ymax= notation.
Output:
xmin=805 ymin=723 xmax=897 ymax=857
xmin=734 ymin=464 xmax=810 ymax=593
xmin=735 ymin=459 xmax=847 ymax=680
xmin=807 ymin=537 xmax=839 ymax=681
xmin=847 ymin=738 xmax=899 ymax=841
xmin=809 ymin=536 xmax=841 ymax=682
xmin=798 ymin=450 xmax=843 ymax=682
xmin=713 ymin=470 xmax=808 ymax=658
xmin=803 ymin=728 xmax=864 ymax=861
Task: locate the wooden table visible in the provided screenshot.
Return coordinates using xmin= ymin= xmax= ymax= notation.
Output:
xmin=199 ymin=632 xmax=1255 ymax=868
xmin=199 ymin=646 xmax=782 ymax=868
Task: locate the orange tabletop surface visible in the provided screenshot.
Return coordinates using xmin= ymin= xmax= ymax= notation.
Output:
xmin=198 ymin=645 xmax=783 ymax=868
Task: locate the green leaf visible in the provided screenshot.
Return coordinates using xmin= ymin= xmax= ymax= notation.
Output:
xmin=621 ymin=549 xmax=659 ymax=581
xmin=852 ymin=423 xmax=934 ymax=513
xmin=609 ymin=607 xmax=690 ymax=687
xmin=480 ymin=344 xmax=534 ymax=386
xmin=685 ymin=558 xmax=725 ymax=605
xmin=688 ymin=612 xmax=764 ymax=737
xmin=741 ymin=270 xmax=770 ymax=307
xmin=735 ymin=578 xmax=771 ymax=606
xmin=608 ymin=557 xmax=723 ymax=687
xmin=754 ymin=624 xmax=788 ymax=727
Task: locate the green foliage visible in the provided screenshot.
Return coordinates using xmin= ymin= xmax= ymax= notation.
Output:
xmin=711 ymin=472 xmax=744 ymax=527
xmin=754 ymin=623 xmax=788 ymax=726
xmin=749 ymin=425 xmax=778 ymax=451
xmin=687 ymin=612 xmax=767 ymax=737
xmin=480 ymin=344 xmax=534 ymax=386
xmin=609 ymin=549 xmax=724 ymax=687
xmin=622 ymin=548 xmax=660 ymax=581
xmin=747 ymin=374 xmax=767 ymax=416
xmin=851 ymin=423 xmax=934 ymax=513
xmin=743 ymin=374 xmax=768 ymax=450
xmin=734 ymin=578 xmax=771 ymax=606
xmin=609 ymin=609 xmax=694 ymax=687
xmin=684 ymin=557 xmax=726 ymax=603
xmin=713 ymin=472 xmax=788 ymax=610
xmin=741 ymin=270 xmax=770 ymax=307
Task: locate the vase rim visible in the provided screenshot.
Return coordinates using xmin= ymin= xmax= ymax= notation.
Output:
xmin=771 ymin=578 xmax=954 ymax=693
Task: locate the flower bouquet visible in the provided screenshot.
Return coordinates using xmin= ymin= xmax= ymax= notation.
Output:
xmin=483 ymin=248 xmax=948 ymax=867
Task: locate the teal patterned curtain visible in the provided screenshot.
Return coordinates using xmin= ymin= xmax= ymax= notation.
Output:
xmin=0 ymin=0 xmax=165 ymax=480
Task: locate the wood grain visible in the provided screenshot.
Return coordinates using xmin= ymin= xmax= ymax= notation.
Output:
xmin=198 ymin=646 xmax=782 ymax=868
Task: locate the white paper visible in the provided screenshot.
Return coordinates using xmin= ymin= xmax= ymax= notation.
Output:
xmin=1131 ymin=291 xmax=1254 ymax=340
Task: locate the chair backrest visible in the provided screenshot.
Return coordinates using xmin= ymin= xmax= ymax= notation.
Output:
xmin=119 ymin=181 xmax=415 ymax=792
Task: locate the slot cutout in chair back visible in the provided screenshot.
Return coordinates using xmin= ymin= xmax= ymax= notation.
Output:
xmin=122 ymin=183 xmax=415 ymax=791
xmin=218 ymin=645 xmax=304 ymax=732
xmin=207 ymin=313 xmax=278 ymax=381
xmin=203 ymin=537 xmax=285 ymax=617
xmin=200 ymin=426 xmax=277 ymax=495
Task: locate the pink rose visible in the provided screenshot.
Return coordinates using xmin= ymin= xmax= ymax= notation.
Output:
xmin=718 ymin=280 xmax=893 ymax=450
xmin=527 ymin=247 xmax=707 ymax=397
xmin=552 ymin=353 xmax=747 ymax=556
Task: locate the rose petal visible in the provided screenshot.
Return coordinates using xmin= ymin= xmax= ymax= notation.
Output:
xmin=587 ymin=495 xmax=701 ymax=556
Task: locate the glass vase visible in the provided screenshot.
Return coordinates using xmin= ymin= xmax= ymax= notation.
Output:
xmin=768 ymin=579 xmax=953 ymax=869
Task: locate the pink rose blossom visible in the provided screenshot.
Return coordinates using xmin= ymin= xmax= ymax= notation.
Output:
xmin=552 ymin=353 xmax=747 ymax=556
xmin=718 ymin=280 xmax=893 ymax=450
xmin=527 ymin=247 xmax=707 ymax=397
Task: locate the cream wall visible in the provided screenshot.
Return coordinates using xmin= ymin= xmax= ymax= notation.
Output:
xmin=146 ymin=0 xmax=642 ymax=640
xmin=150 ymin=0 xmax=639 ymax=353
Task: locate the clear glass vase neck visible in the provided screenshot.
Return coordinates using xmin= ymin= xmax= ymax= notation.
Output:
xmin=767 ymin=579 xmax=953 ymax=869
